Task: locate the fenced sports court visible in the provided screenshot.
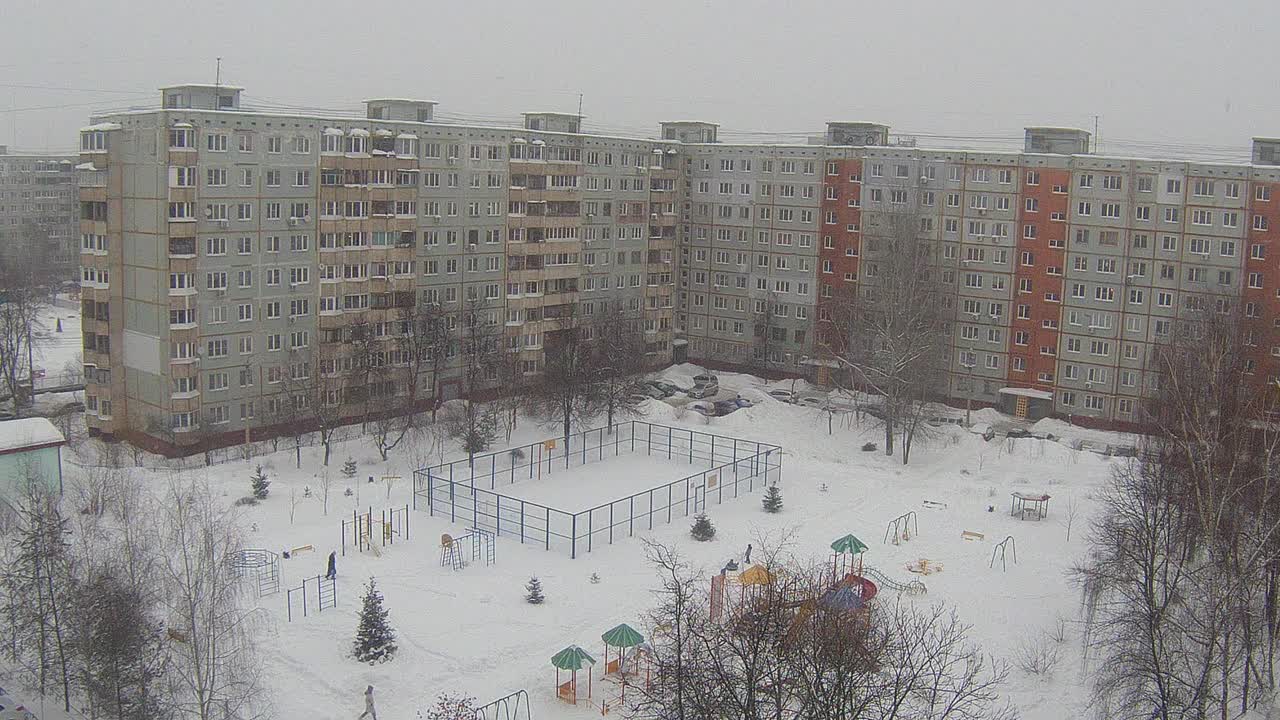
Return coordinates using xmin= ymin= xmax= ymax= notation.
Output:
xmin=412 ymin=420 xmax=782 ymax=558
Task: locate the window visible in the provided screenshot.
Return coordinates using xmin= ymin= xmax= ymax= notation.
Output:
xmin=206 ymin=133 xmax=227 ymax=152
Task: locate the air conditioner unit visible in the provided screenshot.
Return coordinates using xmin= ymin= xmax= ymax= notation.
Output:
xmin=447 ymin=157 xmax=457 ymax=165
xmin=288 ymin=217 xmax=298 ymax=226
xmin=216 ymin=219 xmax=229 ymax=228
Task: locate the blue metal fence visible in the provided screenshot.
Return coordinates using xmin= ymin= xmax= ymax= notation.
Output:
xmin=412 ymin=421 xmax=782 ymax=558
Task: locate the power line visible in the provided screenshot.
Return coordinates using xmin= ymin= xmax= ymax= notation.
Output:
xmin=0 ymin=82 xmax=155 ymax=96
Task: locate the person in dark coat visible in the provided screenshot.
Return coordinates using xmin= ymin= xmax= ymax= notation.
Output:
xmin=325 ymin=551 xmax=337 ymax=580
xmin=744 ymin=543 xmax=753 ymax=564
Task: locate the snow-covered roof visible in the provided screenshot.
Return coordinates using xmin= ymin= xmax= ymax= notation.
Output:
xmin=0 ymin=418 xmax=65 ymax=455
xmin=323 ymin=127 xmax=344 ymax=136
xmin=80 ymin=122 xmax=121 ymax=133
xmin=74 ymin=162 xmax=97 ymax=171
xmin=349 ymin=128 xmax=370 ymax=137
xmin=522 ymin=111 xmax=584 ymax=118
xmin=160 ymin=83 xmax=244 ymax=91
xmin=997 ymin=387 xmax=1054 ymax=400
xmin=363 ymin=98 xmax=438 ymax=106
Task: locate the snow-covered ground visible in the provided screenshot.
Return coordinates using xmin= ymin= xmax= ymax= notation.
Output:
xmin=53 ymin=364 xmax=1121 ymax=719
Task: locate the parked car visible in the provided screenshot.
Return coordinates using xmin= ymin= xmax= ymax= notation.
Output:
xmin=731 ymin=396 xmax=754 ymax=408
xmin=714 ymin=400 xmax=742 ymax=415
xmin=687 ymin=401 xmax=716 ymax=417
xmin=766 ymin=388 xmax=796 ymax=402
xmin=640 ymin=384 xmax=666 ymax=399
xmin=628 ymin=393 xmax=652 ymax=405
xmin=650 ymin=380 xmax=681 ymax=396
xmin=797 ymin=395 xmax=828 ymax=409
xmin=688 ymin=381 xmax=719 ymax=399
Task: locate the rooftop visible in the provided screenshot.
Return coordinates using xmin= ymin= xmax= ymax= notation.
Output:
xmin=159 ymin=83 xmax=245 ymax=91
xmin=0 ymin=418 xmax=66 ymax=455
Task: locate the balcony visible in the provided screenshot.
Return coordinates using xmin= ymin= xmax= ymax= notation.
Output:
xmin=169 ymin=237 xmax=197 ymax=258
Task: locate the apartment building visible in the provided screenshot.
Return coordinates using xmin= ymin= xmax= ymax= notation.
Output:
xmin=0 ymin=145 xmax=77 ymax=280
xmin=78 ymin=83 xmax=1280 ymax=452
xmin=78 ymin=85 xmax=677 ymax=450
xmin=829 ymin=130 xmax=1280 ymax=426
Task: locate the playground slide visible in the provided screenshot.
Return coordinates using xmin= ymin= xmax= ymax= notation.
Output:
xmin=860 ymin=566 xmax=927 ymax=595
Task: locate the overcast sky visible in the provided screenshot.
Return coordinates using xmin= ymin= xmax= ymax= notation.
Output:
xmin=3 ymin=0 xmax=1277 ymax=161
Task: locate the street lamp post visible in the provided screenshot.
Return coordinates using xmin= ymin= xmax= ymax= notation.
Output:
xmin=960 ymin=347 xmax=976 ymax=427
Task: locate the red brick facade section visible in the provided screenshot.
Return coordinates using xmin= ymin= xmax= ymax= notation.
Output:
xmin=818 ymin=159 xmax=862 ymax=340
xmin=1007 ymin=167 xmax=1069 ymax=394
xmin=1244 ymin=180 xmax=1280 ymax=390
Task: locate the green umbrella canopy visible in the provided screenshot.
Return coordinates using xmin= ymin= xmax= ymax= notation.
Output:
xmin=831 ymin=534 xmax=869 ymax=555
xmin=601 ymin=623 xmax=645 ymax=649
xmin=551 ymin=645 xmax=597 ymax=671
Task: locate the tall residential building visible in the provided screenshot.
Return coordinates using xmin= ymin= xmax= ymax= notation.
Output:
xmin=78 ymin=83 xmax=1280 ymax=452
xmin=0 ymin=145 xmax=78 ymax=280
xmin=78 ymin=85 xmax=676 ymax=451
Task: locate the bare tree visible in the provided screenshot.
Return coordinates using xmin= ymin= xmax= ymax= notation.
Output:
xmin=1 ymin=472 xmax=75 ymax=711
xmin=158 ymin=478 xmax=262 ymax=720
xmin=398 ymin=300 xmax=453 ymax=423
xmin=445 ymin=297 xmax=501 ymax=470
xmin=821 ymin=199 xmax=945 ymax=464
xmin=0 ymin=255 xmax=53 ymax=412
xmin=525 ymin=323 xmax=601 ymax=446
xmin=1073 ymin=304 xmax=1280 ymax=719
xmin=318 ymin=470 xmax=334 ymax=516
xmin=1062 ymin=496 xmax=1080 ymax=543
xmin=587 ymin=305 xmax=647 ymax=432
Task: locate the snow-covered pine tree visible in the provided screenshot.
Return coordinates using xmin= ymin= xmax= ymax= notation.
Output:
xmin=525 ymin=576 xmax=545 ymax=604
xmin=250 ymin=465 xmax=270 ymax=500
xmin=762 ymin=484 xmax=783 ymax=513
xmin=353 ymin=578 xmax=397 ymax=663
xmin=341 ymin=456 xmax=358 ymax=479
xmin=691 ymin=513 xmax=716 ymax=541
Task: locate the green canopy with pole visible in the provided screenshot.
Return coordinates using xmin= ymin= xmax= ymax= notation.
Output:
xmin=602 ymin=623 xmax=644 ymax=649
xmin=602 ymin=624 xmax=646 ymax=704
xmin=831 ymin=534 xmax=869 ymax=577
xmin=552 ymin=645 xmax=596 ymax=704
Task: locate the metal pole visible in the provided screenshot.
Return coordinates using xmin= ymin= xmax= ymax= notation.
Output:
xmin=571 ymin=514 xmax=577 ymax=559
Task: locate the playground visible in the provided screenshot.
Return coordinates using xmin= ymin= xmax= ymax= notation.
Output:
xmin=58 ymin=366 xmax=1127 ymax=720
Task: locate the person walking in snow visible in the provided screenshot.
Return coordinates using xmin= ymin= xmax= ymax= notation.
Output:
xmin=326 ymin=551 xmax=337 ymax=580
xmin=744 ymin=543 xmax=753 ymax=564
xmin=357 ymin=685 xmax=377 ymax=719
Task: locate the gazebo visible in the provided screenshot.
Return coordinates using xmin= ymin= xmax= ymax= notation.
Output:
xmin=602 ymin=623 xmax=646 ymax=705
xmin=830 ymin=534 xmax=869 ymax=579
xmin=552 ymin=645 xmax=596 ymax=704
xmin=602 ymin=623 xmax=644 ymax=675
xmin=1011 ymin=492 xmax=1051 ymax=520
